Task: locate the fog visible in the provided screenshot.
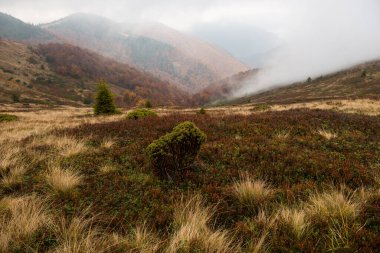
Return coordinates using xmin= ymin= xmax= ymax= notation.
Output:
xmin=190 ymin=22 xmax=279 ymax=67
xmin=1 ymin=0 xmax=380 ymax=96
xmin=233 ymin=0 xmax=380 ymax=97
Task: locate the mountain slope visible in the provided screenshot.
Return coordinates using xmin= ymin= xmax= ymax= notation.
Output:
xmin=230 ymin=60 xmax=380 ymax=105
xmin=193 ymin=69 xmax=259 ymax=105
xmin=0 ymin=39 xmax=86 ymax=105
xmin=0 ymin=12 xmax=54 ymax=42
xmin=0 ymin=39 xmax=190 ymax=106
xmin=131 ymin=22 xmax=249 ymax=82
xmin=41 ymin=13 xmax=248 ymax=92
xmin=37 ymin=43 xmax=190 ymax=106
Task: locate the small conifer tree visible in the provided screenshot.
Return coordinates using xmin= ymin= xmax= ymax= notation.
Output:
xmin=144 ymin=100 xmax=153 ymax=108
xmin=94 ymin=80 xmax=116 ymax=115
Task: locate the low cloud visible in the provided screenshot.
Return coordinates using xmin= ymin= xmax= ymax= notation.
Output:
xmin=234 ymin=0 xmax=380 ymax=97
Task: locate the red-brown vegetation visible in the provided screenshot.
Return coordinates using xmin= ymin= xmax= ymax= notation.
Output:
xmin=37 ymin=43 xmax=191 ymax=106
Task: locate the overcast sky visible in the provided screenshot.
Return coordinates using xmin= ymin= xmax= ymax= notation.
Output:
xmin=0 ymin=0 xmax=294 ymax=32
xmin=1 ymin=0 xmax=380 ymax=94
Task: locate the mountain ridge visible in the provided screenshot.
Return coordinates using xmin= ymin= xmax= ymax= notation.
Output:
xmin=41 ymin=13 xmax=248 ymax=92
xmin=0 ymin=38 xmax=190 ymax=106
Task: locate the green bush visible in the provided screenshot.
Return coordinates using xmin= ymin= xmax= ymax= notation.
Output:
xmin=127 ymin=109 xmax=157 ymax=120
xmin=146 ymin=121 xmax=206 ymax=178
xmin=0 ymin=114 xmax=18 ymax=122
xmin=11 ymin=93 xmax=20 ymax=102
xmin=144 ymin=100 xmax=153 ymax=108
xmin=94 ymin=80 xmax=117 ymax=115
xmin=197 ymin=107 xmax=206 ymax=115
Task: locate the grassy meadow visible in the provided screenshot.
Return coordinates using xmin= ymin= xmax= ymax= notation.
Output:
xmin=0 ymin=100 xmax=379 ymax=252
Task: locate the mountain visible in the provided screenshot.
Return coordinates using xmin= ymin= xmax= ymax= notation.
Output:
xmin=0 ymin=12 xmax=55 ymax=42
xmin=229 ymin=60 xmax=380 ymax=105
xmin=130 ymin=22 xmax=249 ymax=82
xmin=0 ymin=39 xmax=190 ymax=106
xmin=41 ymin=13 xmax=248 ymax=92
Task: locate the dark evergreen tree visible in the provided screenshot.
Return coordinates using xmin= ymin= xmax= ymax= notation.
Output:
xmin=94 ymin=80 xmax=116 ymax=115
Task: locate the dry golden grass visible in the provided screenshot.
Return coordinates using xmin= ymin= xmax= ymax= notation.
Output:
xmin=99 ymin=164 xmax=117 ymax=174
xmin=326 ymin=218 xmax=356 ymax=252
xmin=101 ymin=138 xmax=115 ymax=149
xmin=232 ymin=174 xmax=274 ymax=207
xmin=1 ymin=166 xmax=27 ymax=188
xmin=0 ymin=195 xmax=51 ymax=251
xmin=248 ymin=209 xmax=279 ymax=253
xmin=111 ymin=226 xmax=161 ymax=253
xmin=37 ymin=135 xmax=87 ymax=157
xmin=271 ymin=99 xmax=380 ymax=116
xmin=168 ymin=195 xmax=237 ymax=253
xmin=279 ymin=207 xmax=310 ymax=239
xmin=317 ymin=129 xmax=338 ymax=140
xmin=156 ymin=99 xmax=380 ymax=116
xmin=45 ymin=165 xmax=82 ymax=194
xmin=274 ymin=130 xmax=290 ymax=140
xmin=306 ymin=190 xmax=361 ymax=222
xmin=51 ymin=214 xmax=106 ymax=253
xmin=0 ymin=107 xmax=124 ymax=145
xmin=0 ymin=145 xmax=21 ymax=171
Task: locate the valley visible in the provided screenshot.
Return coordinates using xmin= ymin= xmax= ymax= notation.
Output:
xmin=0 ymin=7 xmax=379 ymax=253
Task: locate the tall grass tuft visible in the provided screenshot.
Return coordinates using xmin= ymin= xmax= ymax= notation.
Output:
xmin=279 ymin=207 xmax=310 ymax=239
xmin=167 ymin=195 xmax=238 ymax=253
xmin=232 ymin=174 xmax=274 ymax=207
xmin=0 ymin=195 xmax=51 ymax=251
xmin=306 ymin=189 xmax=361 ymax=222
xmin=317 ymin=129 xmax=338 ymax=140
xmin=45 ymin=165 xmax=82 ymax=195
xmin=51 ymin=213 xmax=106 ymax=253
xmin=1 ymin=166 xmax=27 ymax=188
xmin=110 ymin=225 xmax=161 ymax=253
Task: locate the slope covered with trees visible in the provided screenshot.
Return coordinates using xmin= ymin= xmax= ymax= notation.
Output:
xmin=37 ymin=43 xmax=191 ymax=106
xmin=0 ymin=39 xmax=190 ymax=106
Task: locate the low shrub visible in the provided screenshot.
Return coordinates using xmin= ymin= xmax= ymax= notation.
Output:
xmin=0 ymin=114 xmax=18 ymax=122
xmin=127 ymin=109 xmax=157 ymax=120
xmin=197 ymin=107 xmax=206 ymax=115
xmin=144 ymin=100 xmax=153 ymax=108
xmin=146 ymin=121 xmax=206 ymax=178
xmin=11 ymin=93 xmax=20 ymax=102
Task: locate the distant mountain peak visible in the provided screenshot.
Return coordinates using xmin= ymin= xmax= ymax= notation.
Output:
xmin=1 ymin=12 xmax=248 ymax=92
xmin=0 ymin=12 xmax=55 ymax=42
